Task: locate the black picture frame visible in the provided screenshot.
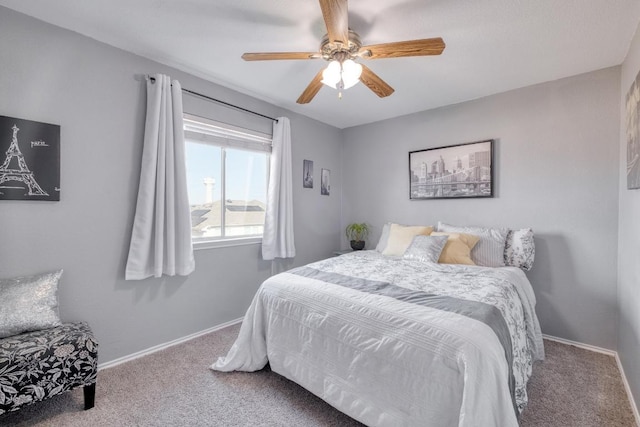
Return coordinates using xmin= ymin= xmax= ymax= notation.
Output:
xmin=0 ymin=115 xmax=60 ymax=201
xmin=321 ymin=168 xmax=330 ymax=196
xmin=303 ymin=159 xmax=313 ymax=188
xmin=409 ymin=140 xmax=494 ymax=200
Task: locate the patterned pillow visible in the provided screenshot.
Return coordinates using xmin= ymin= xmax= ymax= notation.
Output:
xmin=403 ymin=235 xmax=449 ymax=263
xmin=0 ymin=270 xmax=63 ymax=338
xmin=504 ymin=228 xmax=535 ymax=271
xmin=437 ymin=222 xmax=509 ymax=267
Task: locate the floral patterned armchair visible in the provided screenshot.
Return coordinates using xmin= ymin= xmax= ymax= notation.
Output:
xmin=0 ymin=322 xmax=98 ymax=415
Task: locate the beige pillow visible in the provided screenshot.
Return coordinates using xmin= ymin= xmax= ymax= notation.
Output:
xmin=431 ymin=232 xmax=481 ymax=265
xmin=382 ymin=224 xmax=433 ymax=256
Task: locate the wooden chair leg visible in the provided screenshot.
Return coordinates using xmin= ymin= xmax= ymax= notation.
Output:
xmin=84 ymin=383 xmax=96 ymax=410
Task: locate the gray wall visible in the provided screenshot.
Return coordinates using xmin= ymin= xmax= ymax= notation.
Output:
xmin=0 ymin=7 xmax=343 ymax=364
xmin=342 ymin=67 xmax=621 ymax=350
xmin=618 ymin=22 xmax=640 ymax=411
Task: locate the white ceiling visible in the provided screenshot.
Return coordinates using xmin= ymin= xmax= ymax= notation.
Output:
xmin=1 ymin=0 xmax=639 ymax=129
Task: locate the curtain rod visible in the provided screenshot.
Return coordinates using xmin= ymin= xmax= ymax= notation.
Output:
xmin=146 ymin=75 xmax=277 ymax=122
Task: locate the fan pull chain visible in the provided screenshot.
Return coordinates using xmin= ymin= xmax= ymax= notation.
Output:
xmin=338 ymin=62 xmax=344 ymax=99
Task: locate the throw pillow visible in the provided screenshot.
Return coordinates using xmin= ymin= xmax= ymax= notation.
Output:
xmin=0 ymin=270 xmax=63 ymax=338
xmin=430 ymin=232 xmax=480 ymax=265
xmin=504 ymin=228 xmax=535 ymax=271
xmin=403 ymin=235 xmax=449 ymax=263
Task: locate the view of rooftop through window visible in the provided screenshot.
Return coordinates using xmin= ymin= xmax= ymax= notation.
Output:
xmin=184 ymin=117 xmax=270 ymax=241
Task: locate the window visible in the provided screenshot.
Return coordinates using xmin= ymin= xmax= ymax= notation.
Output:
xmin=184 ymin=114 xmax=271 ymax=246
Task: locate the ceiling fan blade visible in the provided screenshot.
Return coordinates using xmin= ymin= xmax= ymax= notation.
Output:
xmin=360 ymin=38 xmax=445 ymax=59
xmin=359 ymin=64 xmax=394 ymax=98
xmin=296 ymin=70 xmax=325 ymax=104
xmin=319 ymin=0 xmax=349 ymax=45
xmin=242 ymin=52 xmax=320 ymax=61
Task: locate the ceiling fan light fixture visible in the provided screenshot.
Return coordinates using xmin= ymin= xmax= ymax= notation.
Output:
xmin=341 ymin=59 xmax=362 ymax=89
xmin=321 ymin=59 xmax=362 ymax=92
xmin=321 ymin=60 xmax=341 ymax=89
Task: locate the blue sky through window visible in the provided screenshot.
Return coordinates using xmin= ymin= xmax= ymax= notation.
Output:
xmin=186 ymin=141 xmax=267 ymax=206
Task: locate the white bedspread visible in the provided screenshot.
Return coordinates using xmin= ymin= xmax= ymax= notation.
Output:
xmin=212 ymin=251 xmax=544 ymax=427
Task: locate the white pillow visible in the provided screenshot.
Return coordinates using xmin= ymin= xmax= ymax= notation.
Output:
xmin=375 ymin=223 xmax=392 ymax=253
xmin=437 ymin=222 xmax=508 ymax=267
xmin=0 ymin=270 xmax=63 ymax=338
xmin=382 ymin=223 xmax=433 ymax=257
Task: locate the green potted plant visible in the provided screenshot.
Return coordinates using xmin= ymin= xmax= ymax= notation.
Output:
xmin=345 ymin=223 xmax=370 ymax=251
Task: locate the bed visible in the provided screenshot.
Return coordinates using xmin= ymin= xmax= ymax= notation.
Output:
xmin=212 ymin=226 xmax=544 ymax=427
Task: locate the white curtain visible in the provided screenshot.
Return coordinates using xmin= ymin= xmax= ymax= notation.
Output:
xmin=125 ymin=74 xmax=195 ymax=280
xmin=262 ymin=117 xmax=295 ymax=260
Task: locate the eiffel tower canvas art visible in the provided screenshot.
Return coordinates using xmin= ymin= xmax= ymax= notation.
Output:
xmin=0 ymin=115 xmax=60 ymax=201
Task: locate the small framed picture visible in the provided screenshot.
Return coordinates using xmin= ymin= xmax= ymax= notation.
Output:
xmin=303 ymin=159 xmax=313 ymax=188
xmin=321 ymin=168 xmax=330 ymax=196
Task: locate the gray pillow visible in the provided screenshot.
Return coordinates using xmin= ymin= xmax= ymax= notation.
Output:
xmin=0 ymin=270 xmax=63 ymax=338
xmin=403 ymin=235 xmax=449 ymax=263
xmin=437 ymin=222 xmax=508 ymax=267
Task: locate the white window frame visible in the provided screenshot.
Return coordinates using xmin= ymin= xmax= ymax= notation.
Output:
xmin=184 ymin=114 xmax=271 ymax=250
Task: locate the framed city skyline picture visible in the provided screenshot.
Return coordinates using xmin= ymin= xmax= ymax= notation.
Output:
xmin=409 ymin=140 xmax=494 ymax=200
xmin=0 ymin=115 xmax=60 ymax=201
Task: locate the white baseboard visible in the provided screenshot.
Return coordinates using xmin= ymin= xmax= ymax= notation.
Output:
xmin=542 ymin=334 xmax=640 ymax=425
xmin=98 ymin=317 xmax=243 ymax=371
xmin=615 ymin=353 xmax=640 ymax=426
xmin=542 ymin=334 xmax=617 ymax=356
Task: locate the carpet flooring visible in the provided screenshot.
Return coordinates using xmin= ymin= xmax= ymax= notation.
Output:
xmin=0 ymin=323 xmax=636 ymax=426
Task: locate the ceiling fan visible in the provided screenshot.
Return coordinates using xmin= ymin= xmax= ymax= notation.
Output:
xmin=241 ymin=0 xmax=446 ymax=104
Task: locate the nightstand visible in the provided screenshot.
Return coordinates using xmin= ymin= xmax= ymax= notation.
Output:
xmin=333 ymin=250 xmax=353 ymax=256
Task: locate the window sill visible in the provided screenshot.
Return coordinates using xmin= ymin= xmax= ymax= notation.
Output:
xmin=193 ymin=237 xmax=262 ymax=251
